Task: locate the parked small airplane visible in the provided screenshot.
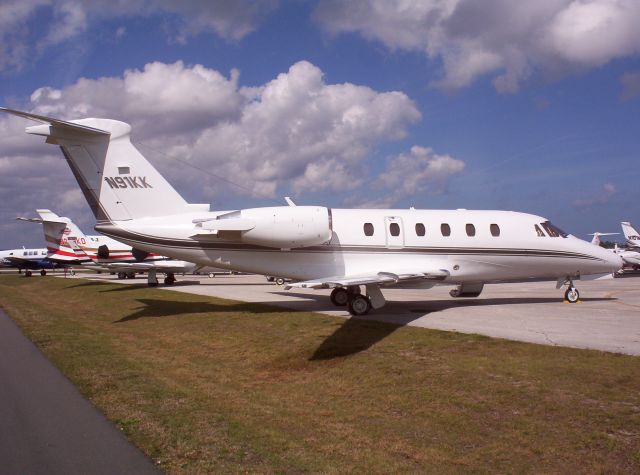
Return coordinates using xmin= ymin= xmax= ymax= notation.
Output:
xmin=17 ymin=209 xmax=197 ymax=285
xmin=0 ymin=247 xmax=61 ymax=275
xmin=589 ymin=232 xmax=640 ymax=269
xmin=621 ymin=222 xmax=640 ymax=249
xmin=1 ymin=107 xmax=623 ymax=313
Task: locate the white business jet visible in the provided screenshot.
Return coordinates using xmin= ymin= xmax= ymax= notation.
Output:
xmin=589 ymin=232 xmax=640 ymax=269
xmin=1 ymin=107 xmax=622 ymax=314
xmin=621 ymin=222 xmax=640 ymax=249
xmin=17 ymin=209 xmax=197 ymax=285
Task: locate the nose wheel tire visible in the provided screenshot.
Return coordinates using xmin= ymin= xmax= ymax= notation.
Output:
xmin=330 ymin=288 xmax=349 ymax=306
xmin=564 ymin=287 xmax=580 ymax=303
xmin=347 ymin=294 xmax=372 ymax=316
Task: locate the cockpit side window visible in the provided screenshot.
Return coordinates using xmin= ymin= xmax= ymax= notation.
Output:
xmin=534 ymin=224 xmax=545 ymax=237
xmin=541 ymin=221 xmax=568 ymax=238
xmin=542 ymin=221 xmax=569 ymax=238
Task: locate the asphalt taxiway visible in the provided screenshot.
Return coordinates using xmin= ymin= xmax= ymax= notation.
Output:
xmin=76 ymin=272 xmax=640 ymax=355
xmin=0 ymin=308 xmax=160 ymax=475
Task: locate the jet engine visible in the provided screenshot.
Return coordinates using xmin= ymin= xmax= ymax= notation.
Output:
xmin=197 ymin=206 xmax=332 ymax=249
xmin=132 ymin=247 xmax=150 ymax=261
xmin=97 ymin=244 xmax=109 ymax=259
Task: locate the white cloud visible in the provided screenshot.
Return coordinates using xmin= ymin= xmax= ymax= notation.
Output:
xmin=0 ymin=0 xmax=278 ymax=73
xmin=374 ymin=145 xmax=465 ymax=202
xmin=0 ymin=60 xmax=425 ymax=221
xmin=314 ymin=0 xmax=640 ymax=92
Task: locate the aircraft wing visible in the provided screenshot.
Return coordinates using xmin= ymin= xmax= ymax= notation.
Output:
xmin=284 ymin=269 xmax=450 ymax=290
xmin=96 ymin=261 xmax=195 ymax=274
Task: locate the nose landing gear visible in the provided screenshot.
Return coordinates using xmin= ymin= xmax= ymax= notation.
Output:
xmin=558 ymin=277 xmax=580 ymax=303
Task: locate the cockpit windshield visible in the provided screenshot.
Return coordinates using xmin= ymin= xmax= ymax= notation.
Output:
xmin=541 ymin=221 xmax=569 ymax=238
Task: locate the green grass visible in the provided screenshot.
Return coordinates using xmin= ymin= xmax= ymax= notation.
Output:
xmin=1 ymin=274 xmax=640 ymax=473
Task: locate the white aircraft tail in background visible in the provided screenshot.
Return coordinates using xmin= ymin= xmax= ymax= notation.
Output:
xmin=588 ymin=232 xmax=619 ymax=247
xmin=2 ymin=107 xmax=623 ymax=313
xmin=621 ymin=222 xmax=640 ymax=249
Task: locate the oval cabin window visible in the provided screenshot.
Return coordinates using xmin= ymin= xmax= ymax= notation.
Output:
xmin=441 ymin=223 xmax=451 ymax=237
xmin=465 ymin=223 xmax=476 ymax=237
xmin=364 ymin=223 xmax=374 ymax=236
xmin=390 ymin=222 xmax=400 ymax=236
xmin=490 ymin=223 xmax=500 ymax=237
xmin=415 ymin=223 xmax=425 ymax=236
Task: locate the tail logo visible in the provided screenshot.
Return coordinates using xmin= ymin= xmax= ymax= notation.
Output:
xmin=104 ymin=176 xmax=152 ymax=189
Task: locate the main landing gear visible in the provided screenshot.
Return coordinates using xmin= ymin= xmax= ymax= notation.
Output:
xmin=329 ymin=285 xmax=385 ymax=316
xmin=163 ymin=273 xmax=176 ymax=285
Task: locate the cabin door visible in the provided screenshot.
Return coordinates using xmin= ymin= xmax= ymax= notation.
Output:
xmin=384 ymin=216 xmax=404 ymax=248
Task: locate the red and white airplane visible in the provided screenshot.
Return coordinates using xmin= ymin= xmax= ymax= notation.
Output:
xmin=17 ymin=209 xmax=197 ymax=285
xmin=1 ymin=107 xmax=622 ymax=314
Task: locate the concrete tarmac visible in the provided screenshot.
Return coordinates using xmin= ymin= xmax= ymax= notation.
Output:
xmin=76 ymin=272 xmax=640 ymax=356
xmin=0 ymin=308 xmax=160 ymax=475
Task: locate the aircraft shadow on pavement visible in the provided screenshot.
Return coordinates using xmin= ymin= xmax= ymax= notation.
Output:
xmin=114 ymin=298 xmax=295 ymax=323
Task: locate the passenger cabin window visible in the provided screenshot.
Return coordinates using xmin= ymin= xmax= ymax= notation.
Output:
xmin=490 ymin=224 xmax=500 ymax=237
xmin=364 ymin=223 xmax=374 ymax=236
xmin=535 ymin=224 xmax=545 ymax=237
xmin=441 ymin=223 xmax=451 ymax=237
xmin=415 ymin=223 xmax=425 ymax=236
xmin=465 ymin=223 xmax=476 ymax=237
xmin=389 ymin=222 xmax=400 ymax=236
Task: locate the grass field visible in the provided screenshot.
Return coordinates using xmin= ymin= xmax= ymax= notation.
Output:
xmin=1 ymin=274 xmax=639 ymax=473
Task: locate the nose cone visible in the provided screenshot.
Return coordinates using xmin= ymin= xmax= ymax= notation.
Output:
xmin=592 ymin=243 xmax=624 ymax=273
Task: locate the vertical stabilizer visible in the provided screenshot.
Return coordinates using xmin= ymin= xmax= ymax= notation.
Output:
xmin=621 ymin=222 xmax=640 ymax=248
xmin=1 ymin=107 xmax=195 ymax=222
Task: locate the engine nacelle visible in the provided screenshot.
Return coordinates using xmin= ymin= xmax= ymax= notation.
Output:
xmin=239 ymin=206 xmax=332 ymax=249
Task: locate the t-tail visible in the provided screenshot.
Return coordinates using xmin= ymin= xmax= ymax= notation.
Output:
xmin=1 ymin=107 xmax=206 ymax=223
xmin=621 ymin=222 xmax=640 ymax=248
xmin=16 ymin=209 xmax=89 ymax=263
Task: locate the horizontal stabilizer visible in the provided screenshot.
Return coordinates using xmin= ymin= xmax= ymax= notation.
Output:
xmin=0 ymin=107 xmax=110 ymax=137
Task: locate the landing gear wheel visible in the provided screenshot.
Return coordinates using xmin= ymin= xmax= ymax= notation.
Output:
xmin=348 ymin=294 xmax=372 ymax=316
xmin=126 ymin=272 xmax=136 ymax=279
xmin=164 ymin=274 xmax=176 ymax=285
xmin=208 ymin=272 xmax=215 ymax=278
xmin=330 ymin=288 xmax=349 ymax=306
xmin=565 ymin=287 xmax=580 ymax=303
xmin=25 ymin=270 xmax=32 ymax=277
xmin=117 ymin=272 xmax=126 ymax=279
xmin=40 ymin=269 xmax=47 ymax=276
xmin=275 ymin=277 xmax=285 ymax=286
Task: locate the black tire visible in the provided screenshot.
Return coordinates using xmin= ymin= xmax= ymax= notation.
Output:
xmin=330 ymin=288 xmax=349 ymax=306
xmin=117 ymin=272 xmax=126 ymax=279
xmin=40 ymin=269 xmax=47 ymax=276
xmin=126 ymin=272 xmax=136 ymax=279
xmin=275 ymin=277 xmax=285 ymax=286
xmin=164 ymin=275 xmax=176 ymax=285
xmin=564 ymin=287 xmax=580 ymax=303
xmin=348 ymin=295 xmax=371 ymax=316
xmin=25 ymin=270 xmax=32 ymax=277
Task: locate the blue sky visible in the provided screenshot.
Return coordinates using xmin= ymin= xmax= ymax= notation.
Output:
xmin=1 ymin=0 xmax=640 ymax=249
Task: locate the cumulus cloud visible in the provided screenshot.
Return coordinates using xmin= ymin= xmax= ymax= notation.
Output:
xmin=0 ymin=0 xmax=278 ymax=72
xmin=0 ymin=60 xmax=427 ymax=221
xmin=374 ymin=145 xmax=465 ymax=201
xmin=314 ymin=0 xmax=640 ymax=92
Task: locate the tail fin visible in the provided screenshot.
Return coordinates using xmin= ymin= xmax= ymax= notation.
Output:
xmin=1 ymin=107 xmax=206 ymax=222
xmin=36 ymin=209 xmax=89 ymax=258
xmin=621 ymin=222 xmax=640 ymax=248
xmin=588 ymin=232 xmax=618 ymax=246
